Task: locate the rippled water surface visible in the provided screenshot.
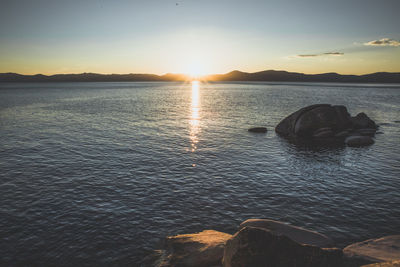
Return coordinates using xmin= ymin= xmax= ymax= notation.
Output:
xmin=1 ymin=82 xmax=400 ymax=266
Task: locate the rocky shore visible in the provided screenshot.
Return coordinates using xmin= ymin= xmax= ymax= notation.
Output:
xmin=149 ymin=219 xmax=400 ymax=267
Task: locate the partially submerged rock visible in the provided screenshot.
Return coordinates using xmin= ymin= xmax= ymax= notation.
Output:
xmin=351 ymin=113 xmax=377 ymax=129
xmin=345 ymin=136 xmax=375 ymax=147
xmin=159 ymin=230 xmax=232 ymax=267
xmin=275 ymin=104 xmax=353 ymax=138
xmin=240 ymin=219 xmax=334 ymax=248
xmin=344 ymin=235 xmax=400 ymax=263
xmin=275 ymin=104 xmax=378 ymax=147
xmin=248 ymin=127 xmax=268 ymax=133
xmin=223 ymin=226 xmax=343 ymax=267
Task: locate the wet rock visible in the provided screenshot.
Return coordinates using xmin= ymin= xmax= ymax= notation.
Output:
xmin=344 ymin=235 xmax=400 ymax=263
xmin=351 ymin=113 xmax=377 ymax=129
xmin=240 ymin=219 xmax=334 ymax=248
xmin=345 ymin=136 xmax=375 ymax=147
xmin=223 ymin=226 xmax=343 ymax=267
xmin=248 ymin=127 xmax=268 ymax=133
xmin=159 ymin=230 xmax=232 ymax=267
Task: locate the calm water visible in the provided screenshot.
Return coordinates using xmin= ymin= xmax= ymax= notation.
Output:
xmin=0 ymin=81 xmax=399 ymax=266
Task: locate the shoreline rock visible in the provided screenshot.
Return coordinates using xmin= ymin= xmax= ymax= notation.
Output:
xmin=152 ymin=220 xmax=399 ymax=267
xmin=223 ymin=226 xmax=343 ymax=267
xmin=239 ymin=219 xmax=334 ymax=248
xmin=344 ymin=235 xmax=400 ymax=263
xmin=157 ymin=230 xmax=231 ymax=267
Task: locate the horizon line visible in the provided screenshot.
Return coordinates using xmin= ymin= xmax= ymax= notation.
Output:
xmin=2 ymin=69 xmax=400 ymax=77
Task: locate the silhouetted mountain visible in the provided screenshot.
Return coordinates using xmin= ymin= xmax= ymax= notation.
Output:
xmin=205 ymin=70 xmax=400 ymax=83
xmin=1 ymin=70 xmax=399 ymax=83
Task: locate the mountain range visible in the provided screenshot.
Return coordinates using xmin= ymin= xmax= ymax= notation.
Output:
xmin=1 ymin=70 xmax=400 ymax=83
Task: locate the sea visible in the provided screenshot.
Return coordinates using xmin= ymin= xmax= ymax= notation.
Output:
xmin=0 ymin=81 xmax=399 ymax=266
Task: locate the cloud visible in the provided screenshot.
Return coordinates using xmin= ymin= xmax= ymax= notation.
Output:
xmin=296 ymin=52 xmax=344 ymax=58
xmin=323 ymin=52 xmax=344 ymax=56
xmin=364 ymin=38 xmax=400 ymax=47
xmin=297 ymin=54 xmax=318 ymax=57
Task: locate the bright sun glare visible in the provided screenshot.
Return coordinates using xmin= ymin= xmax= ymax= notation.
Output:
xmin=186 ymin=61 xmax=207 ymax=78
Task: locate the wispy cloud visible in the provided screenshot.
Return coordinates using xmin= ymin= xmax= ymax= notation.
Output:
xmin=364 ymin=38 xmax=400 ymax=47
xmin=296 ymin=52 xmax=344 ymax=58
xmin=297 ymin=54 xmax=318 ymax=58
xmin=323 ymin=52 xmax=344 ymax=56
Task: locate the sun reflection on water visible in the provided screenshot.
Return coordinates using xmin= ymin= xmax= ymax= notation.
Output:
xmin=189 ymin=81 xmax=200 ymax=152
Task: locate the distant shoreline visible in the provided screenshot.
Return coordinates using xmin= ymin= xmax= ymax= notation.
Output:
xmin=1 ymin=70 xmax=400 ymax=83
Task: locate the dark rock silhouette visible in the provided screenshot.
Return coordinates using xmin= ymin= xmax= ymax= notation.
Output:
xmin=248 ymin=127 xmax=268 ymax=133
xmin=276 ymin=104 xmax=353 ymax=138
xmin=275 ymin=104 xmax=377 ymax=146
xmin=351 ymin=113 xmax=377 ymax=129
xmin=223 ymin=226 xmax=343 ymax=267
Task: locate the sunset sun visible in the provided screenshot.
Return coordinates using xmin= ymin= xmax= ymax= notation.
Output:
xmin=186 ymin=61 xmax=208 ymax=78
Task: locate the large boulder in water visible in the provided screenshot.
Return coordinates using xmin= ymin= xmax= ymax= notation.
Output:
xmin=275 ymin=104 xmax=376 ymax=139
xmin=222 ymin=226 xmax=343 ymax=267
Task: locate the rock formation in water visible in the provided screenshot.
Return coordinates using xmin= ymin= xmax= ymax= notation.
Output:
xmin=248 ymin=127 xmax=268 ymax=133
xmin=275 ymin=104 xmax=378 ymax=146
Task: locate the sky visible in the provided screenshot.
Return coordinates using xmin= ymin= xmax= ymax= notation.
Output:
xmin=0 ymin=0 xmax=399 ymax=75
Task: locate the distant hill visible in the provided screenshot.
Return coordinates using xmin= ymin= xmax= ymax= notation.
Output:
xmin=205 ymin=70 xmax=400 ymax=83
xmin=1 ymin=70 xmax=400 ymax=83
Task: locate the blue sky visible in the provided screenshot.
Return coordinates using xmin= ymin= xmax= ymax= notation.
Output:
xmin=1 ymin=0 xmax=399 ymax=74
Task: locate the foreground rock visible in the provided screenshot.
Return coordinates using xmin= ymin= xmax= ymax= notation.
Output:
xmin=275 ymin=104 xmax=377 ymax=146
xmin=223 ymin=226 xmax=343 ymax=267
xmin=240 ymin=219 xmax=334 ymax=248
xmin=158 ymin=230 xmax=232 ymax=267
xmin=344 ymin=235 xmax=400 ymax=263
xmin=248 ymin=127 xmax=268 ymax=133
xmin=362 ymin=260 xmax=400 ymax=266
